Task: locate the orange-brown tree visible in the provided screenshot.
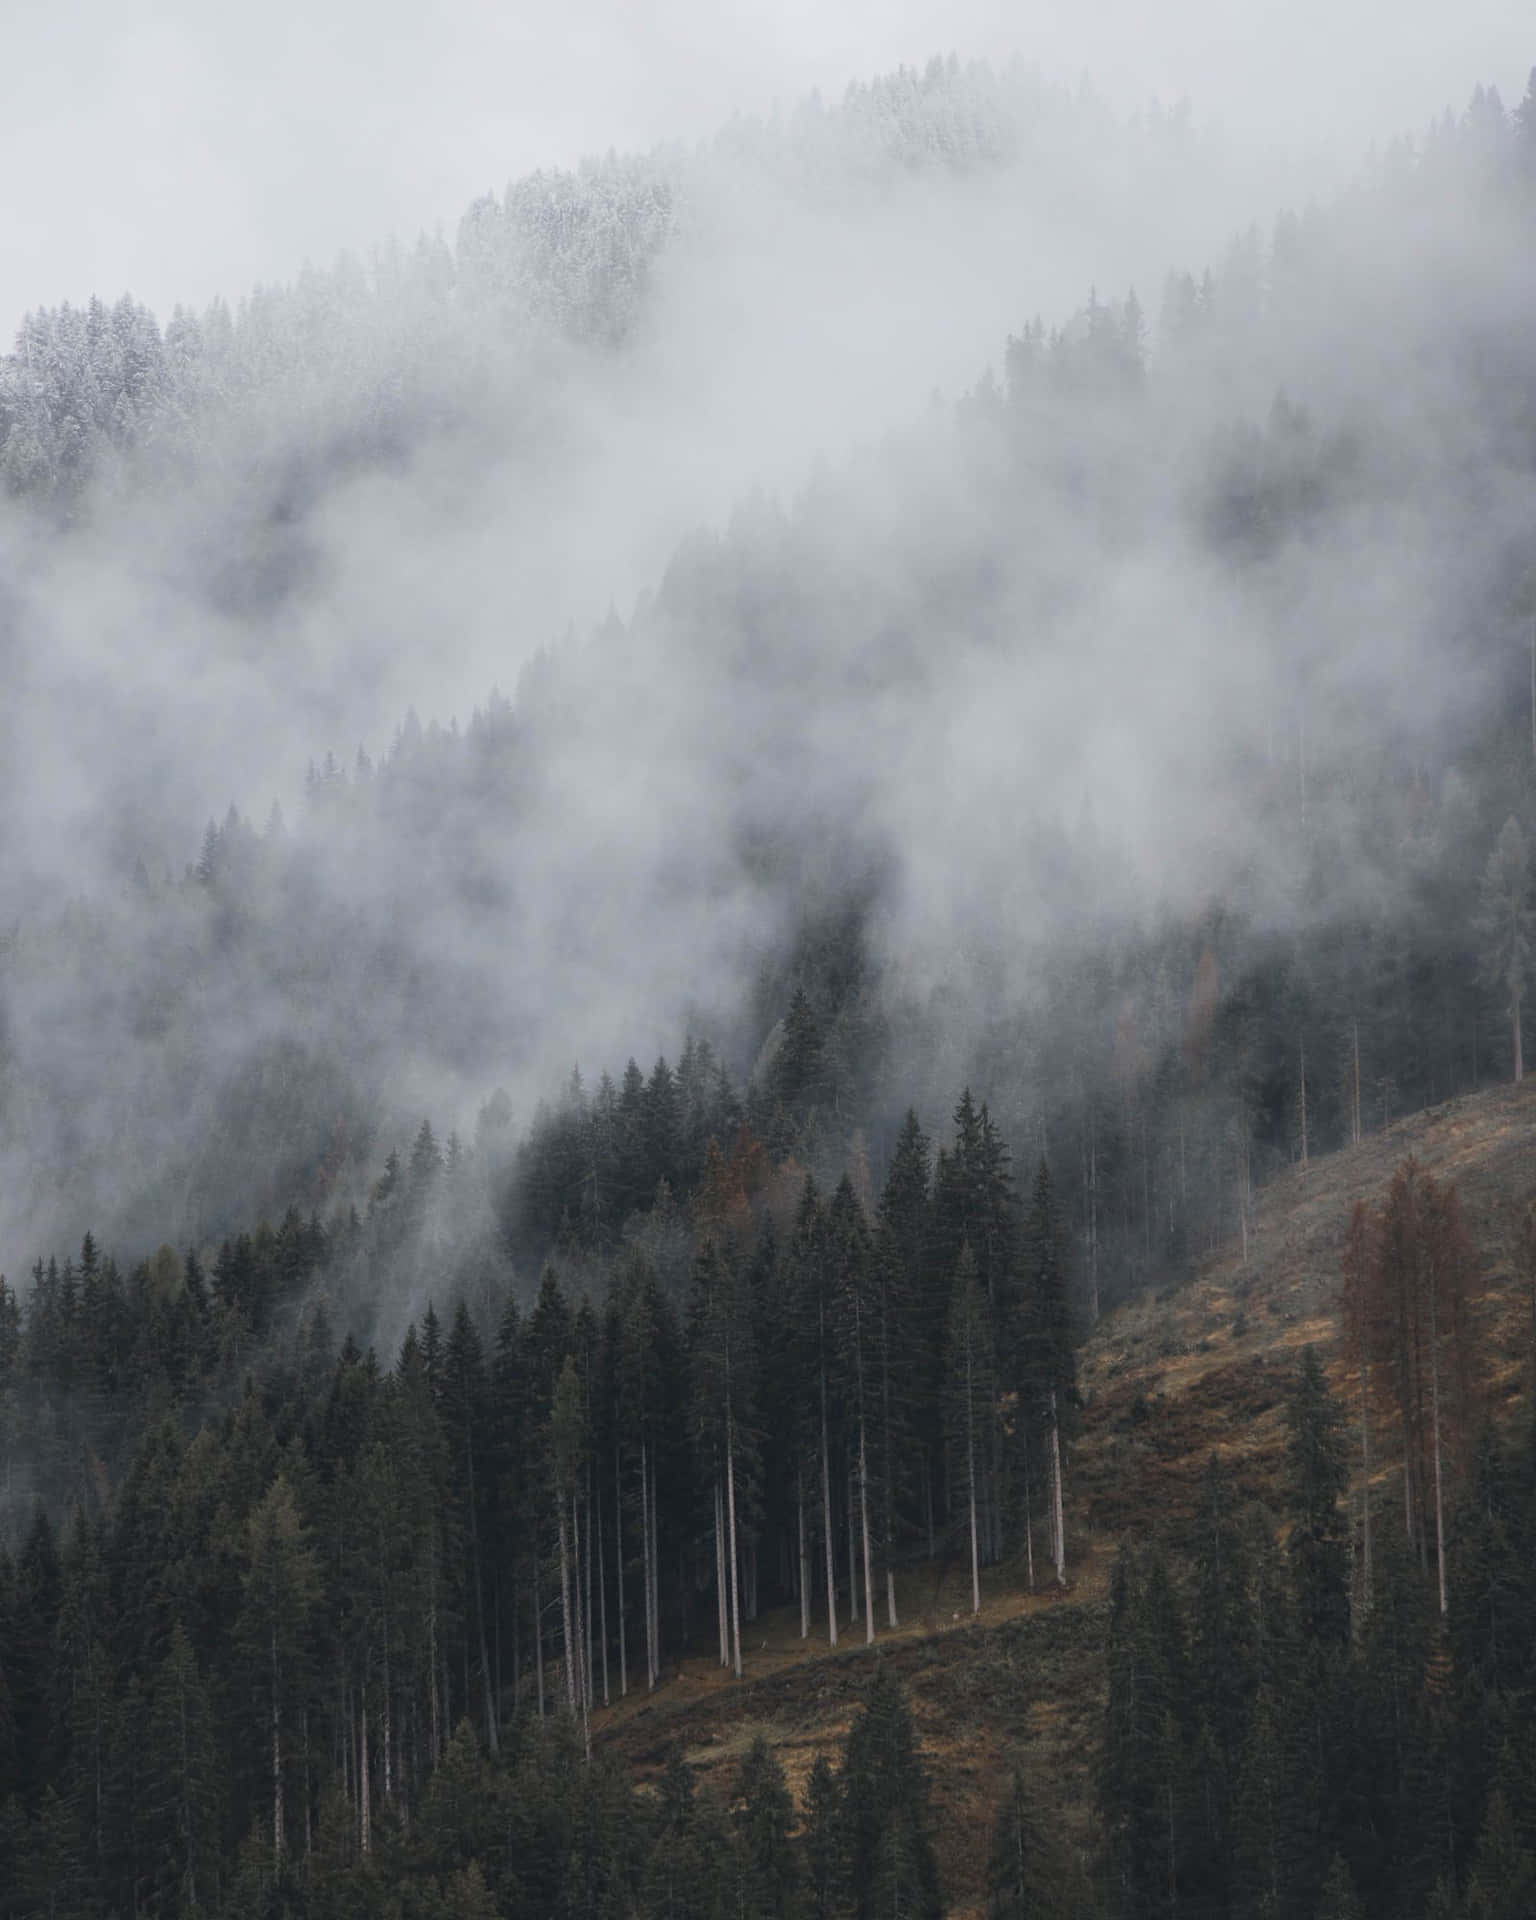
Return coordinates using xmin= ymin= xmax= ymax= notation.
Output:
xmin=1340 ymin=1158 xmax=1480 ymax=1616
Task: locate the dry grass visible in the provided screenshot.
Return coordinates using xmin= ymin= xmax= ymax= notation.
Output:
xmin=588 ymin=1080 xmax=1536 ymax=1915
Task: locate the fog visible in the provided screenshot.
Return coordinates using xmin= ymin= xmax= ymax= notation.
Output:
xmin=3 ymin=0 xmax=1531 ymax=335
xmin=0 ymin=30 xmax=1533 ymax=1284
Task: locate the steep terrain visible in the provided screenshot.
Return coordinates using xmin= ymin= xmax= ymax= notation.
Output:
xmin=587 ymin=1078 xmax=1536 ymax=1915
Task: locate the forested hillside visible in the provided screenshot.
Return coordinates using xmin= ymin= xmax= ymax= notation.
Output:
xmin=3 ymin=48 xmax=1536 ymax=1920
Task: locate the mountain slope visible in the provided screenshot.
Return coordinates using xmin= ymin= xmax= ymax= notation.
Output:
xmin=579 ymin=1076 xmax=1536 ymax=1916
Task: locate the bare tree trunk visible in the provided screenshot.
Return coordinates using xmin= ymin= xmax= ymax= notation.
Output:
xmin=858 ymin=1418 xmax=875 ymax=1644
xmin=614 ymin=1442 xmax=628 ymax=1699
xmin=714 ymin=1481 xmax=728 ymax=1667
xmin=820 ymin=1370 xmax=838 ymax=1646
xmin=427 ymin=1558 xmax=441 ymax=1759
xmin=462 ymin=1415 xmax=499 ymax=1753
xmin=1359 ymin=1357 xmax=1374 ymax=1619
xmin=640 ymin=1439 xmax=655 ymax=1689
xmin=1299 ymin=1040 xmax=1309 ymax=1170
xmin=847 ymin=1459 xmax=860 ymax=1623
xmin=1023 ymin=1436 xmax=1035 ymax=1593
xmin=726 ymin=1412 xmax=744 ymax=1680
xmin=583 ymin=1479 xmax=596 ymax=1713
xmin=924 ymin=1449 xmax=935 ymax=1561
xmin=648 ymin=1448 xmax=661 ymax=1682
xmin=359 ymin=1688 xmax=371 ymax=1858
xmin=534 ymin=1561 xmax=545 ymax=1721
xmin=1050 ymin=1391 xmax=1067 ymax=1585
xmin=1515 ymin=997 xmax=1524 ymax=1085
xmin=966 ymin=1355 xmax=981 ymax=1616
xmin=381 ymin=1626 xmax=392 ymax=1809
xmin=558 ymin=1499 xmax=577 ymax=1718
xmin=1352 ymin=1020 xmax=1362 ymax=1145
xmin=797 ymin=1467 xmax=810 ymax=1640
xmin=596 ymin=1472 xmax=610 ymax=1708
xmin=270 ymin=1629 xmax=284 ymax=1867
xmin=1429 ymin=1317 xmax=1448 ymax=1616
xmin=575 ymin=1492 xmax=591 ymax=1761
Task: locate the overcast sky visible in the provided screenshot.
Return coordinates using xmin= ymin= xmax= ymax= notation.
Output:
xmin=1 ymin=1 xmax=1530 ymax=338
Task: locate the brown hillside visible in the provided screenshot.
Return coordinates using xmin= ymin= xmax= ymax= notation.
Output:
xmin=594 ymin=1079 xmax=1536 ymax=1917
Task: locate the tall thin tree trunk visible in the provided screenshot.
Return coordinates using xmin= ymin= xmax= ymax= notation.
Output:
xmin=847 ymin=1459 xmax=860 ymax=1622
xmin=1299 ymin=1039 xmax=1309 ymax=1170
xmin=648 ymin=1446 xmax=661 ymax=1680
xmin=534 ymin=1560 xmax=545 ymax=1721
xmin=726 ymin=1409 xmax=744 ymax=1680
xmin=614 ymin=1441 xmax=628 ymax=1698
xmin=1429 ymin=1315 xmax=1448 ymax=1616
xmin=463 ymin=1414 xmax=498 ymax=1753
xmin=1050 ymin=1391 xmax=1067 ymax=1585
xmin=558 ymin=1499 xmax=577 ymax=1718
xmin=640 ymin=1438 xmax=655 ymax=1688
xmin=596 ymin=1472 xmax=610 ymax=1708
xmin=427 ymin=1559 xmax=441 ymax=1759
xmin=1359 ymin=1356 xmax=1374 ymax=1620
xmin=797 ymin=1467 xmax=810 ymax=1640
xmin=1352 ymin=1020 xmax=1362 ymax=1144
xmin=1023 ymin=1436 xmax=1035 ymax=1593
xmin=270 ymin=1629 xmax=284 ymax=1867
xmin=381 ymin=1617 xmax=392 ymax=1807
xmin=1515 ymin=997 xmax=1524 ymax=1085
xmin=715 ymin=1481 xmax=728 ymax=1667
xmin=820 ymin=1368 xmax=838 ymax=1646
xmin=583 ymin=1479 xmax=595 ymax=1712
xmin=574 ymin=1491 xmax=591 ymax=1760
xmin=359 ymin=1687 xmax=371 ymax=1858
xmin=858 ymin=1418 xmax=875 ymax=1643
xmin=966 ymin=1355 xmax=980 ymax=1616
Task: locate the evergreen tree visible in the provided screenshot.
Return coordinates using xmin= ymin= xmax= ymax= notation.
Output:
xmin=838 ymin=1668 xmax=942 ymax=1920
xmin=1476 ymin=818 xmax=1532 ymax=1082
xmin=1285 ymin=1347 xmax=1351 ymax=1650
xmin=730 ymin=1736 xmax=800 ymax=1920
xmin=944 ymin=1245 xmax=996 ymax=1615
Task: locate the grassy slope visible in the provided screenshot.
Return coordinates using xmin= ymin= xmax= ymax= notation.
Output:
xmin=593 ymin=1079 xmax=1536 ymax=1916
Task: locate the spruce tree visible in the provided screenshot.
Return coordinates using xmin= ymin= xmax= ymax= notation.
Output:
xmin=838 ymin=1668 xmax=942 ymax=1920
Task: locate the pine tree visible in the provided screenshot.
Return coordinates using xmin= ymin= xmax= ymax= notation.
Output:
xmin=550 ymin=1354 xmax=588 ymax=1740
xmin=804 ymin=1753 xmax=845 ymax=1920
xmin=1476 ymin=817 xmax=1533 ymax=1082
xmin=1019 ymin=1160 xmax=1075 ymax=1585
xmin=830 ymin=1175 xmax=879 ymax=1641
xmin=237 ymin=1473 xmax=320 ymax=1869
xmin=944 ymin=1246 xmax=995 ymax=1615
xmin=1285 ymin=1348 xmax=1351 ymax=1650
xmin=1314 ymin=1853 xmax=1363 ymax=1920
xmin=838 ymin=1668 xmax=942 ymax=1920
xmin=1462 ymin=1790 xmax=1536 ymax=1920
xmin=730 ymin=1736 xmax=800 ymax=1920
xmin=988 ymin=1761 xmax=1078 ymax=1918
xmin=145 ymin=1622 xmax=220 ymax=1915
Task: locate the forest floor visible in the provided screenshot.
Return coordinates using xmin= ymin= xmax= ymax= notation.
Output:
xmin=596 ymin=1078 xmax=1536 ymax=1916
